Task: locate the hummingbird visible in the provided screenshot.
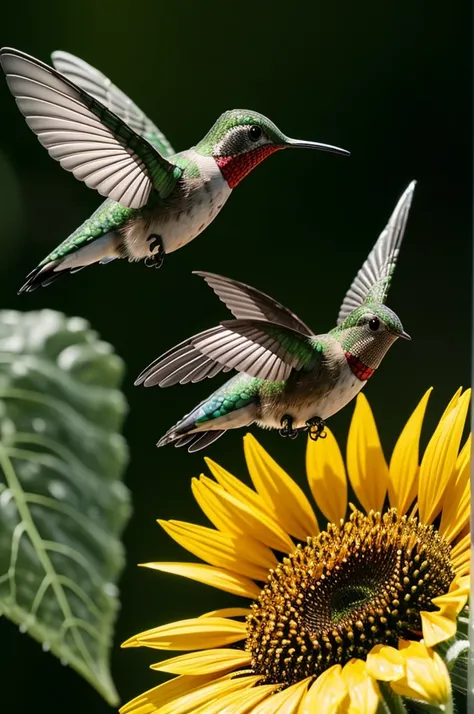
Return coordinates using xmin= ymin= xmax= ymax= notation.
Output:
xmin=136 ymin=181 xmax=415 ymax=453
xmin=0 ymin=48 xmax=349 ymax=293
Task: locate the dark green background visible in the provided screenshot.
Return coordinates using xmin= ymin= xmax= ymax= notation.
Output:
xmin=0 ymin=0 xmax=471 ymax=710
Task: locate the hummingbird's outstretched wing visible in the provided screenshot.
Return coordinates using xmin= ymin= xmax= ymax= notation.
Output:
xmin=194 ymin=271 xmax=314 ymax=335
xmin=136 ymin=319 xmax=316 ymax=387
xmin=193 ymin=319 xmax=317 ymax=382
xmin=51 ymin=51 xmax=175 ymax=158
xmin=135 ymin=326 xmax=233 ymax=388
xmin=0 ymin=48 xmax=181 ymax=209
xmin=136 ymin=272 xmax=315 ymax=388
xmin=337 ymin=180 xmax=416 ymax=325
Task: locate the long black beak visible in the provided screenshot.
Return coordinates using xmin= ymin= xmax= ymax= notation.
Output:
xmin=285 ymin=137 xmax=350 ymax=156
xmin=400 ymin=331 xmax=411 ymax=341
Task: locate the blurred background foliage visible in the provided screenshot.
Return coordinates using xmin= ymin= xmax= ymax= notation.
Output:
xmin=0 ymin=0 xmax=470 ymax=711
xmin=0 ymin=309 xmax=130 ymax=706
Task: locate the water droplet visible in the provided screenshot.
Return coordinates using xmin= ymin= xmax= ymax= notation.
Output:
xmin=0 ymin=489 xmax=12 ymax=507
xmin=103 ymin=582 xmax=118 ymax=597
xmin=1 ymin=418 xmax=16 ymax=442
xmin=67 ymin=317 xmax=88 ymax=333
xmin=42 ymin=641 xmax=51 ymax=652
xmin=57 ymin=344 xmax=83 ymax=370
xmin=48 ymin=481 xmax=67 ymax=500
xmin=19 ymin=622 xmax=28 ymax=633
xmin=32 ymin=418 xmax=46 ymax=433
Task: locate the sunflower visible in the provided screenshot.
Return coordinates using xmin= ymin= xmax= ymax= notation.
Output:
xmin=121 ymin=388 xmax=470 ymax=714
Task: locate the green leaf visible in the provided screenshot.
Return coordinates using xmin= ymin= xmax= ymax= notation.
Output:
xmin=0 ymin=309 xmax=131 ymax=706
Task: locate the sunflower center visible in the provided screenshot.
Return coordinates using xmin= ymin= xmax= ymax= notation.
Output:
xmin=246 ymin=508 xmax=455 ymax=686
xmin=330 ymin=584 xmax=374 ymax=622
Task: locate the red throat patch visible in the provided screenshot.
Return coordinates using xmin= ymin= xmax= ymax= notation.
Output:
xmin=215 ymin=145 xmax=282 ymax=188
xmin=345 ymin=352 xmax=375 ymax=381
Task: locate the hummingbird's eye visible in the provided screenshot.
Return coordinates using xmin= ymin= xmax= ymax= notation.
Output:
xmin=248 ymin=125 xmax=263 ymax=142
xmin=369 ymin=317 xmax=380 ymax=331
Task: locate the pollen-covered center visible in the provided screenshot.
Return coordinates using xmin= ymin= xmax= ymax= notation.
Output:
xmin=246 ymin=509 xmax=455 ymax=686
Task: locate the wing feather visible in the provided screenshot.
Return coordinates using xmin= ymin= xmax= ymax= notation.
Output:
xmin=337 ymin=181 xmax=416 ymax=324
xmin=192 ymin=319 xmax=316 ymax=381
xmin=194 ymin=271 xmax=313 ymax=335
xmin=51 ymin=50 xmax=176 ymax=157
xmin=0 ymin=48 xmax=180 ymax=208
xmin=135 ymin=327 xmax=231 ymax=388
xmin=136 ymin=313 xmax=315 ymax=390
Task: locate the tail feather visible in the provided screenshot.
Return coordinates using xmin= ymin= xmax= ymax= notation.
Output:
xmin=19 ymin=262 xmax=73 ymax=293
xmin=18 ymin=232 xmax=120 ymax=293
xmin=176 ymin=430 xmax=226 ymax=453
xmin=157 ymin=374 xmax=259 ymax=453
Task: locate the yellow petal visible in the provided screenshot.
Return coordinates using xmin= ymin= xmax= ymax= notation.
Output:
xmin=122 ymin=616 xmax=247 ymax=650
xmin=158 ymin=520 xmax=277 ymax=581
xmin=251 ymin=678 xmax=311 ymax=714
xmin=439 ymin=439 xmax=471 ymax=542
xmin=306 ymin=427 xmax=347 ymax=523
xmin=119 ymin=674 xmax=217 ymax=714
xmin=243 ymin=433 xmax=319 ymax=539
xmin=432 ymin=575 xmax=470 ymax=614
xmin=341 ymin=659 xmax=380 ymax=714
xmin=141 ymin=562 xmax=261 ymax=599
xmin=365 ymin=645 xmax=405 ymax=681
xmin=151 ymin=648 xmax=251 ymax=675
xmin=421 ymin=610 xmax=457 ymax=647
xmin=156 ymin=673 xmax=261 ymax=714
xmin=439 ymin=387 xmax=463 ymax=420
xmin=346 ymin=394 xmax=389 ymax=514
xmin=299 ymin=665 xmax=348 ymax=714
xmin=422 ymin=575 xmax=470 ymax=647
xmin=205 ymin=457 xmax=272 ymax=516
xmin=391 ymin=640 xmax=451 ymax=706
xmin=453 ymin=558 xmax=470 ymax=577
xmin=454 ymin=433 xmax=471 ymax=480
xmin=193 ymin=684 xmax=279 ymax=714
xmin=388 ymin=389 xmax=432 ymax=514
xmin=418 ymin=389 xmax=470 ymax=524
xmin=192 ymin=474 xmax=294 ymax=553
xmin=199 ymin=607 xmax=251 ymax=618
xmin=451 ymin=532 xmax=470 ymax=561
xmin=451 ymin=533 xmax=471 ymax=577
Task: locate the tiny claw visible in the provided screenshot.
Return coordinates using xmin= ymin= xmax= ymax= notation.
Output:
xmin=309 ymin=429 xmax=327 ymax=441
xmin=145 ymin=234 xmax=165 ymax=268
xmin=279 ymin=414 xmax=299 ymax=439
xmin=305 ymin=416 xmax=326 ymax=441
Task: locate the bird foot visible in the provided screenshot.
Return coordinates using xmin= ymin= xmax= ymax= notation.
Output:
xmin=145 ymin=234 xmax=165 ymax=269
xmin=279 ymin=414 xmax=299 ymax=439
xmin=305 ymin=416 xmax=327 ymax=441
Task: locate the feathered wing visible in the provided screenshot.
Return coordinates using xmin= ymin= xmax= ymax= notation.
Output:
xmin=0 ymin=47 xmax=181 ymax=208
xmin=192 ymin=319 xmax=317 ymax=382
xmin=135 ymin=326 xmax=232 ymax=388
xmin=136 ymin=274 xmax=315 ymax=388
xmin=337 ymin=180 xmax=416 ymax=325
xmin=194 ymin=271 xmax=314 ymax=335
xmin=51 ymin=51 xmax=175 ymax=158
xmin=136 ymin=319 xmax=316 ymax=388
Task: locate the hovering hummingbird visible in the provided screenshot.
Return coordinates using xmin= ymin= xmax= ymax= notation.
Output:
xmin=0 ymin=48 xmax=349 ymax=293
xmin=136 ymin=181 xmax=415 ymax=453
